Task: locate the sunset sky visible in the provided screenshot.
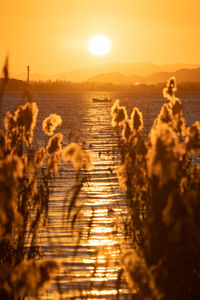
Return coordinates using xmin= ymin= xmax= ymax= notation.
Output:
xmin=1 ymin=0 xmax=200 ymax=75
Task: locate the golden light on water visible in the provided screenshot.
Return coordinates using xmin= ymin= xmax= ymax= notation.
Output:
xmin=42 ymin=97 xmax=127 ymax=299
xmin=88 ymin=35 xmax=111 ymax=56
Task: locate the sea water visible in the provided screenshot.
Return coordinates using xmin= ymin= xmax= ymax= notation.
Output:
xmin=1 ymin=91 xmax=200 ymax=299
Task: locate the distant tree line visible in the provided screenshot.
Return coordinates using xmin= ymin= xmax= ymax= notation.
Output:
xmin=1 ymin=78 xmax=200 ymax=93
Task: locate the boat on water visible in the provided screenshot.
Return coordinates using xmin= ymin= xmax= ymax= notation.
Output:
xmin=92 ymin=97 xmax=111 ymax=103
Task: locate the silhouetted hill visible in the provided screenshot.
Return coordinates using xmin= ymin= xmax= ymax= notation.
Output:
xmin=11 ymin=62 xmax=200 ymax=82
xmin=175 ymin=68 xmax=200 ymax=81
xmin=143 ymin=68 xmax=200 ymax=84
xmin=162 ymin=63 xmax=200 ymax=72
xmin=50 ymin=62 xmax=161 ymax=82
xmin=52 ymin=63 xmax=200 ymax=82
xmin=87 ymin=68 xmax=200 ymax=85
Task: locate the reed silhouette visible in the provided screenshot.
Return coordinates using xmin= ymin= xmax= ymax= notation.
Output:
xmin=112 ymin=77 xmax=200 ymax=299
xmin=0 ymin=59 xmax=93 ymax=299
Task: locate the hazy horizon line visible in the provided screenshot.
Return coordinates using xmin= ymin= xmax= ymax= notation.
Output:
xmin=9 ymin=60 xmax=200 ymax=77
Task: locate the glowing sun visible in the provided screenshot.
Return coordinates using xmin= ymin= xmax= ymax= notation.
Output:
xmin=88 ymin=35 xmax=111 ymax=56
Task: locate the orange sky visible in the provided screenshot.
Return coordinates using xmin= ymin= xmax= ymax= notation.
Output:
xmin=1 ymin=0 xmax=200 ymax=75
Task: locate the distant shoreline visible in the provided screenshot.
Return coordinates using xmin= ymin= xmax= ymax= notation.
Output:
xmin=1 ymin=78 xmax=200 ymax=94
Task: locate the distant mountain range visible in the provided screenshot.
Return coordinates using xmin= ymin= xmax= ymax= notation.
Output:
xmin=87 ymin=68 xmax=200 ymax=85
xmin=10 ymin=62 xmax=200 ymax=83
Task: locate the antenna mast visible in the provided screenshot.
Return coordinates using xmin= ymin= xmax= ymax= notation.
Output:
xmin=27 ymin=66 xmax=30 ymax=83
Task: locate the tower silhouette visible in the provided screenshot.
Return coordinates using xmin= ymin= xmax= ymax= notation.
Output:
xmin=27 ymin=66 xmax=30 ymax=82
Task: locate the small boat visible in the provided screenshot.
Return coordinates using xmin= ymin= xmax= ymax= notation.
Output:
xmin=92 ymin=98 xmax=111 ymax=103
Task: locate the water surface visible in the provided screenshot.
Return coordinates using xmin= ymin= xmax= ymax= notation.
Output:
xmin=1 ymin=91 xmax=200 ymax=299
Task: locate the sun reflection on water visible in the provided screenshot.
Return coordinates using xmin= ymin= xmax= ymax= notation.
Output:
xmin=38 ymin=95 xmax=130 ymax=298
